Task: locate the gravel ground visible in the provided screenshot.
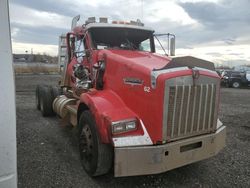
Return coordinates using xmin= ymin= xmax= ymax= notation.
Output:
xmin=16 ymin=74 xmax=250 ymax=188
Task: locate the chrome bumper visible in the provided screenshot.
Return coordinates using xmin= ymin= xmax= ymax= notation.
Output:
xmin=114 ymin=126 xmax=226 ymax=177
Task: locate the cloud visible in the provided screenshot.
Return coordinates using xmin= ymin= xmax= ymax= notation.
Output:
xmin=11 ymin=27 xmax=20 ymax=37
xmin=226 ymin=59 xmax=250 ymax=67
xmin=139 ymin=1 xmax=198 ymax=25
xmin=12 ymin=42 xmax=58 ymax=56
xmin=9 ymin=3 xmax=72 ymax=29
xmin=11 ymin=0 xmax=76 ymax=17
xmin=178 ymin=0 xmax=250 ymax=44
xmin=205 ymin=52 xmax=223 ymax=57
xmin=8 ymin=0 xmax=250 ymax=66
xmin=179 ymin=0 xmax=250 ymax=26
xmin=11 ymin=23 xmax=68 ymax=45
xmin=177 ymin=44 xmax=250 ymax=65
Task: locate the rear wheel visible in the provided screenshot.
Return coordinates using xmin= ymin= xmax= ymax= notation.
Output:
xmin=78 ymin=111 xmax=112 ymax=176
xmin=232 ymin=81 xmax=241 ymax=88
xmin=35 ymin=85 xmax=45 ymax=110
xmin=51 ymin=86 xmax=62 ymax=99
xmin=40 ymin=86 xmax=54 ymax=116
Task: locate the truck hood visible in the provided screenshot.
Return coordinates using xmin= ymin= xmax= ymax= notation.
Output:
xmin=102 ymin=49 xmax=172 ymax=70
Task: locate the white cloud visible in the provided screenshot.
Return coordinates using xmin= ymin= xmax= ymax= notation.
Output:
xmin=11 ymin=27 xmax=20 ymax=37
xmin=66 ymin=0 xmax=114 ymax=7
xmin=143 ymin=1 xmax=197 ymax=25
xmin=177 ymin=44 xmax=250 ymax=66
xmin=8 ymin=0 xmax=250 ymax=66
xmin=58 ymin=0 xmax=197 ymax=26
xmin=12 ymin=42 xmax=58 ymax=56
xmin=178 ymin=0 xmax=220 ymax=3
xmin=9 ymin=3 xmax=71 ymax=29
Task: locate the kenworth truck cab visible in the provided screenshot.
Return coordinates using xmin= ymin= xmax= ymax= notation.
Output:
xmin=36 ymin=16 xmax=226 ymax=177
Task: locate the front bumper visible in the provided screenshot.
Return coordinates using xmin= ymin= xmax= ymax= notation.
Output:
xmin=114 ymin=126 xmax=226 ymax=177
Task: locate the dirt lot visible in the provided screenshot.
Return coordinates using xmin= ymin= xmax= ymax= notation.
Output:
xmin=16 ymin=74 xmax=250 ymax=188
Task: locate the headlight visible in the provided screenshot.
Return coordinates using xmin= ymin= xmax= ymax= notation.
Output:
xmin=224 ymin=76 xmax=229 ymax=79
xmin=112 ymin=119 xmax=137 ymax=134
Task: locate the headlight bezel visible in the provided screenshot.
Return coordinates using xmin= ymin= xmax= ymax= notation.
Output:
xmin=111 ymin=118 xmax=137 ymax=134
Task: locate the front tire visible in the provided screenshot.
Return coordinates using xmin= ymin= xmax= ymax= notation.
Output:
xmin=232 ymin=81 xmax=241 ymax=88
xmin=78 ymin=111 xmax=112 ymax=176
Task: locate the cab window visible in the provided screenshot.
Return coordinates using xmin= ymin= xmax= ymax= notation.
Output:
xmin=75 ymin=37 xmax=85 ymax=57
xmin=139 ymin=39 xmax=151 ymax=52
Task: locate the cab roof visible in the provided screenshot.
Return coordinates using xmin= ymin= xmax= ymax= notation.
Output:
xmin=84 ymin=22 xmax=154 ymax=33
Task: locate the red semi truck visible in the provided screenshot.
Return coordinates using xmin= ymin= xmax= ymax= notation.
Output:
xmin=36 ymin=16 xmax=226 ymax=177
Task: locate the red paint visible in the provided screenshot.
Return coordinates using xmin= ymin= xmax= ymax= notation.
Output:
xmin=65 ymin=26 xmax=220 ymax=145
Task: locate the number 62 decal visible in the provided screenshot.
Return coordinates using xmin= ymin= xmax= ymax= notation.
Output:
xmin=144 ymin=86 xmax=151 ymax=93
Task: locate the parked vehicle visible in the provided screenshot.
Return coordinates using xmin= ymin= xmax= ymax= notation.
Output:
xmin=36 ymin=16 xmax=226 ymax=177
xmin=221 ymin=70 xmax=250 ymax=88
xmin=246 ymin=71 xmax=250 ymax=83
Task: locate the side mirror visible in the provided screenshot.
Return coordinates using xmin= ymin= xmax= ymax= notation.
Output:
xmin=170 ymin=36 xmax=175 ymax=56
xmin=154 ymin=33 xmax=176 ymax=56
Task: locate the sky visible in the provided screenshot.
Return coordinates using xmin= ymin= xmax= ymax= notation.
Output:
xmin=9 ymin=0 xmax=250 ymax=66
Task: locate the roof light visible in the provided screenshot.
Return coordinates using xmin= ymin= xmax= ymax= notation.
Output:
xmin=84 ymin=17 xmax=145 ymax=27
xmin=131 ymin=19 xmax=144 ymax=26
xmin=99 ymin=17 xmax=108 ymax=23
xmin=85 ymin=17 xmax=96 ymax=24
xmin=112 ymin=19 xmax=144 ymax=26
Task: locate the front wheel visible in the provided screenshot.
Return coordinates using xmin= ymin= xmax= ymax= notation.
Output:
xmin=78 ymin=111 xmax=113 ymax=176
xmin=232 ymin=81 xmax=241 ymax=88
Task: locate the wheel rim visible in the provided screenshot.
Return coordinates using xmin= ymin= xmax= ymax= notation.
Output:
xmin=79 ymin=124 xmax=94 ymax=170
xmin=233 ymin=82 xmax=239 ymax=88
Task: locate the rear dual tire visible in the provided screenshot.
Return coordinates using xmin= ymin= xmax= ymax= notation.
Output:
xmin=36 ymin=85 xmax=61 ymax=116
xmin=40 ymin=86 xmax=54 ymax=116
xmin=36 ymin=85 xmax=45 ymax=110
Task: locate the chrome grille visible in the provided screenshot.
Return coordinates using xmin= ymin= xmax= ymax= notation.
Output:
xmin=163 ymin=76 xmax=218 ymax=141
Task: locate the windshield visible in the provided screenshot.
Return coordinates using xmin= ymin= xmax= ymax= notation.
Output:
xmin=89 ymin=27 xmax=154 ymax=52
